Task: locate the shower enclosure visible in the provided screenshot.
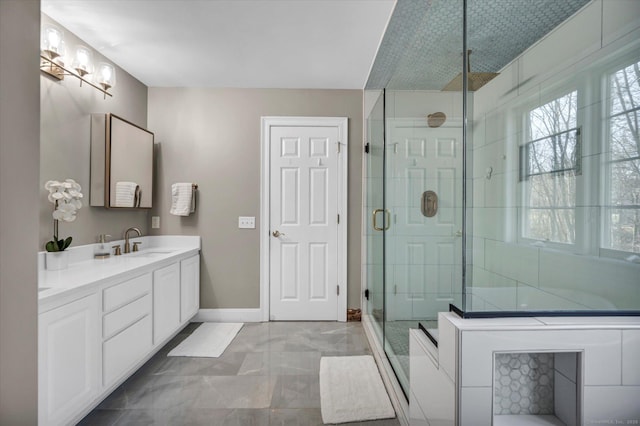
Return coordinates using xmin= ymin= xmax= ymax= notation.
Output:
xmin=363 ymin=0 xmax=640 ymax=398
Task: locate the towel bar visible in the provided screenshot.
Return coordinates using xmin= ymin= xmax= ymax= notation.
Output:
xmin=191 ymin=184 xmax=197 ymax=213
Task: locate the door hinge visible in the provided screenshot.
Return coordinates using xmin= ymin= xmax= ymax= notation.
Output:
xmin=364 ymin=289 xmax=369 ymax=300
xmin=337 ymin=214 xmax=340 ymax=224
xmin=337 ymin=141 xmax=341 ymax=154
xmin=337 ymin=285 xmax=340 ymax=296
xmin=364 ymin=142 xmax=370 ymax=154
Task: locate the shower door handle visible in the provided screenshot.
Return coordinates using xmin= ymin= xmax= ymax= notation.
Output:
xmin=372 ymin=209 xmax=390 ymax=231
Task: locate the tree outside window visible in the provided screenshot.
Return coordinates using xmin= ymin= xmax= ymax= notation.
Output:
xmin=605 ymin=60 xmax=640 ymax=254
xmin=521 ymin=91 xmax=580 ymax=245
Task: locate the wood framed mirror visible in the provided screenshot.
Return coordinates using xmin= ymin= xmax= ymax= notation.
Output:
xmin=90 ymin=113 xmax=154 ymax=208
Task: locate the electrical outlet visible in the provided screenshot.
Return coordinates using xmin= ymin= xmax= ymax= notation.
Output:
xmin=152 ymin=216 xmax=160 ymax=229
xmin=238 ymin=216 xmax=255 ymax=229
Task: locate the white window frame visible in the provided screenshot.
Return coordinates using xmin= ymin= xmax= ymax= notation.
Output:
xmin=600 ymin=56 xmax=640 ymax=260
xmin=518 ymin=86 xmax=585 ymax=252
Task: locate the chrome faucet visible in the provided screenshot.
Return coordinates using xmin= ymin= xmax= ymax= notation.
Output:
xmin=123 ymin=227 xmax=142 ymax=254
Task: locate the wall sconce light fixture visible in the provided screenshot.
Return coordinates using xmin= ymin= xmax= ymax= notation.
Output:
xmin=72 ymin=45 xmax=94 ymax=77
xmin=96 ymin=62 xmax=116 ymax=92
xmin=40 ymin=23 xmax=116 ymax=98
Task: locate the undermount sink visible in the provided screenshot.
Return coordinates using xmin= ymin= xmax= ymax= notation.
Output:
xmin=130 ymin=250 xmax=175 ymax=258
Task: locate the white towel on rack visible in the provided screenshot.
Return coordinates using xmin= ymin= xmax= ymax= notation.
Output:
xmin=170 ymin=183 xmax=193 ymax=216
xmin=115 ymin=182 xmax=138 ymax=207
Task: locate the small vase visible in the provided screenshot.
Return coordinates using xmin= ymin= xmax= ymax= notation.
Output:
xmin=46 ymin=251 xmax=69 ymax=271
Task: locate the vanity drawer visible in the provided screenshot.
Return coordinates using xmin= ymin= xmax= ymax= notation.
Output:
xmin=103 ymin=315 xmax=152 ymax=387
xmin=103 ymin=294 xmax=151 ymax=339
xmin=103 ymin=273 xmax=151 ymax=312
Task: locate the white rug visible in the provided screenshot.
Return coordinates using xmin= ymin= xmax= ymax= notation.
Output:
xmin=319 ymin=355 xmax=395 ymax=424
xmin=167 ymin=323 xmax=243 ymax=358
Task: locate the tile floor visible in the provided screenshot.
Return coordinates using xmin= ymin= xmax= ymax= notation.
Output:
xmin=80 ymin=321 xmax=401 ymax=426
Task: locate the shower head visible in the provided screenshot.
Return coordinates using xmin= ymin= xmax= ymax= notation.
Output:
xmin=442 ymin=50 xmax=499 ymax=91
xmin=427 ymin=112 xmax=446 ymax=128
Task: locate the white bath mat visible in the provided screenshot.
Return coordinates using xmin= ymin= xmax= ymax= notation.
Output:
xmin=167 ymin=323 xmax=243 ymax=358
xmin=319 ymin=355 xmax=395 ymax=424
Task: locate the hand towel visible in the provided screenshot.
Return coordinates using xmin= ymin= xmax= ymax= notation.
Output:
xmin=170 ymin=183 xmax=193 ymax=216
xmin=115 ymin=182 xmax=138 ymax=207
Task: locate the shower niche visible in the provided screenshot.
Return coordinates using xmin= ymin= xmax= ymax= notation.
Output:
xmin=493 ymin=352 xmax=581 ymax=426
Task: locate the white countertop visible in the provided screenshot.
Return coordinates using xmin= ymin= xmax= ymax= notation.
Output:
xmin=442 ymin=311 xmax=640 ymax=330
xmin=39 ymin=235 xmax=200 ymax=309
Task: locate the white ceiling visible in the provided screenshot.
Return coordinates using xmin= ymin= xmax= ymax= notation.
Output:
xmin=41 ymin=0 xmax=396 ymax=89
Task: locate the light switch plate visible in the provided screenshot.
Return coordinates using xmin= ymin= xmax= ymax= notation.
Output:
xmin=239 ymin=216 xmax=255 ymax=229
xmin=152 ymin=216 xmax=160 ymax=229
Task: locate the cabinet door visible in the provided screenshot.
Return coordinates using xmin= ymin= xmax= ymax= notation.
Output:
xmin=153 ymin=262 xmax=181 ymax=345
xmin=180 ymin=254 xmax=200 ymax=322
xmin=39 ymin=293 xmax=100 ymax=426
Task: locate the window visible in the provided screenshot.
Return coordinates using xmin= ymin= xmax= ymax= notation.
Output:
xmin=521 ymin=91 xmax=580 ymax=245
xmin=604 ymin=60 xmax=640 ymax=254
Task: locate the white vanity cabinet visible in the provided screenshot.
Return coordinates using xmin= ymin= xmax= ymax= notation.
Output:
xmin=38 ymin=293 xmax=101 ymax=426
xmin=153 ymin=262 xmax=181 ymax=344
xmin=102 ymin=273 xmax=153 ymax=387
xmin=38 ymin=238 xmax=200 ymax=426
xmin=180 ymin=254 xmax=200 ymax=322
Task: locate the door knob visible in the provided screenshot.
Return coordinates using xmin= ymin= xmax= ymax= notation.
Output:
xmin=272 ymin=230 xmax=285 ymax=237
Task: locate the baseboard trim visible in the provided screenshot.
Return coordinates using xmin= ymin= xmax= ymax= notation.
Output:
xmin=193 ymin=308 xmax=263 ymax=323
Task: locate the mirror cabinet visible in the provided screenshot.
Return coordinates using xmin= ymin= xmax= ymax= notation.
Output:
xmin=90 ymin=113 xmax=154 ymax=208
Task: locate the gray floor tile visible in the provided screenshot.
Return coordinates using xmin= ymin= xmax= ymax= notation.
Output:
xmin=76 ymin=408 xmax=121 ymax=426
xmin=83 ymin=321 xmax=402 ymax=426
xmin=99 ymin=375 xmax=200 ymax=410
xmin=269 ymin=408 xmax=325 ymax=426
xmin=270 ymin=375 xmax=321 ymax=409
xmin=192 ymin=376 xmax=277 ymax=409
xmin=110 ymin=409 xmax=157 ymax=426
xmin=169 ymin=408 xmax=270 ymax=426
xmin=238 ymin=351 xmax=321 ymax=376
xmin=150 ymin=351 xmax=248 ymax=377
xmin=226 ymin=332 xmax=289 ymax=353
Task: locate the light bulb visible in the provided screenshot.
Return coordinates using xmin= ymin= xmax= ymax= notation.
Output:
xmin=96 ymin=63 xmax=116 ymax=91
xmin=72 ymin=46 xmax=94 ymax=77
xmin=41 ymin=25 xmax=65 ymax=59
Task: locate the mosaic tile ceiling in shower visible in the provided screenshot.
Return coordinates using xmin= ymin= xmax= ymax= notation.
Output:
xmin=365 ymin=0 xmax=590 ymax=90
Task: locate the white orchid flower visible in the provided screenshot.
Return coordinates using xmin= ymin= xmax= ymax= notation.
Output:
xmin=59 ymin=202 xmax=76 ymax=211
xmin=47 ymin=180 xmax=63 ymax=190
xmin=45 ymin=178 xmax=84 ymax=251
xmin=56 ymin=203 xmax=77 ymax=222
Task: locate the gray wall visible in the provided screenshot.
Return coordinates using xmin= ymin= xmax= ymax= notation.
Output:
xmin=147 ymin=88 xmax=363 ymax=309
xmin=40 ymin=14 xmax=149 ymax=249
xmin=0 ymin=0 xmax=39 ymax=422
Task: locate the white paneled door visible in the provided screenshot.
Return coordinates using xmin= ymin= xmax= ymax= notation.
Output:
xmin=264 ymin=118 xmax=347 ymax=321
